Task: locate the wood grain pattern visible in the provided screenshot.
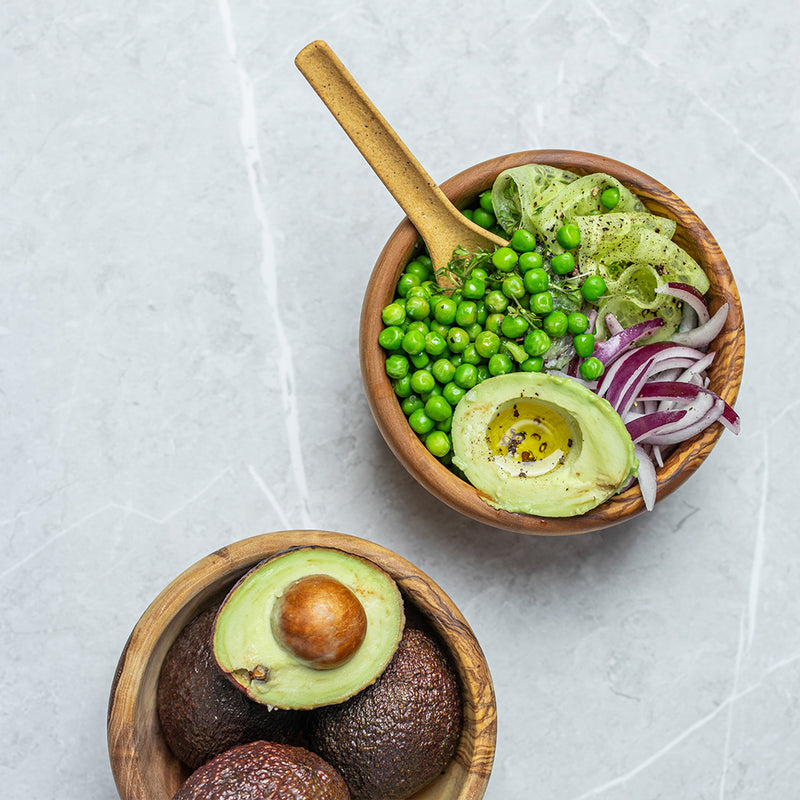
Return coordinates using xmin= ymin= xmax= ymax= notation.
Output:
xmin=107 ymin=531 xmax=497 ymax=800
xmin=359 ymin=150 xmax=745 ymax=535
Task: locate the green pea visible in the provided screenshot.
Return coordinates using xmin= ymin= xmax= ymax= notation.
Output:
xmin=378 ymin=326 xmax=404 ymax=350
xmin=470 ymin=266 xmax=489 ymax=281
xmin=425 ymin=430 xmax=451 ymax=458
xmin=523 ymin=267 xmax=549 ymax=294
xmin=465 ymin=323 xmax=483 ymax=342
xmin=600 ymin=186 xmax=620 ymax=209
xmin=556 ymin=223 xmax=581 ymax=250
xmin=396 ymin=272 xmax=421 ymax=297
xmin=485 ymin=289 xmax=509 ymax=313
xmin=550 ymin=252 xmax=575 ymax=275
xmin=424 ymin=395 xmax=453 ymax=422
xmin=529 ymin=291 xmax=554 ymax=316
xmin=520 ymin=356 xmax=544 ymax=372
xmin=488 ymin=352 xmax=514 ymax=376
xmin=393 ymin=375 xmax=413 ymax=397
xmin=485 ymin=313 xmax=504 ymax=334
xmin=454 ymin=363 xmax=479 ymax=389
xmin=461 ymin=343 xmax=482 ymax=365
xmin=442 ymin=381 xmax=466 ymax=406
xmin=472 ymin=208 xmax=495 ymax=229
xmin=462 ymin=208 xmax=474 ymax=221
xmin=500 ymin=314 xmax=529 ymax=339
xmin=510 ymin=228 xmax=536 ymax=253
xmin=573 ymin=333 xmax=596 ymax=358
xmin=523 ymin=328 xmax=551 ymax=357
xmin=579 ymin=356 xmax=605 ymax=381
xmin=385 ymin=354 xmax=409 ymax=379
xmin=518 ymin=251 xmax=543 ymax=272
xmin=501 ymin=274 xmax=526 ymax=300
xmin=543 ymin=310 xmax=569 ymax=338
xmin=408 ymin=407 xmax=435 ymax=435
xmin=462 ymin=277 xmax=486 ymax=300
xmin=405 ymin=295 xmax=430 ymax=320
xmin=432 ymin=297 xmax=457 ymax=325
xmin=474 ymin=330 xmax=500 ymax=358
xmin=491 ymin=246 xmax=519 ymax=273
xmin=424 ymin=330 xmax=448 ymax=356
xmin=401 ymin=329 xmax=426 ymax=355
xmin=446 ymin=327 xmax=470 ymax=353
xmin=476 ymin=364 xmax=491 ymax=383
xmin=581 ymin=275 xmax=607 ymax=302
xmin=567 ymin=312 xmax=590 ymax=334
xmin=436 ymin=416 xmax=453 ymax=433
xmin=405 ymin=259 xmax=430 ymax=281
xmin=410 ymin=369 xmax=435 ymax=395
xmin=431 ymin=358 xmax=456 ymax=384
xmin=474 ymin=300 xmax=488 ymax=325
xmin=381 ymin=302 xmax=406 ymax=327
xmin=406 ymin=319 xmax=428 ymax=334
xmin=410 ymin=351 xmax=429 ymax=369
xmin=479 ymin=191 xmax=494 ymax=213
xmin=401 ymin=394 xmax=424 ymax=415
xmin=455 ymin=300 xmax=478 ymax=327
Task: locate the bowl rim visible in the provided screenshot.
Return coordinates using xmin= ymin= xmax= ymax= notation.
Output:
xmin=107 ymin=529 xmax=497 ymax=800
xmin=359 ymin=149 xmax=745 ymax=535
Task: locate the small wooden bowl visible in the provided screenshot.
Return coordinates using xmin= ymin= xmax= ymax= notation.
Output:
xmin=107 ymin=530 xmax=496 ymax=800
xmin=360 ymin=150 xmax=745 ymax=535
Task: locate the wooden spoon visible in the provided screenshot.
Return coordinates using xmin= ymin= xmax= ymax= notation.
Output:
xmin=295 ymin=40 xmax=507 ymax=287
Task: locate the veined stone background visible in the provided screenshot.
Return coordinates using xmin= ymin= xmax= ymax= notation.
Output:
xmin=1 ymin=1 xmax=797 ymax=798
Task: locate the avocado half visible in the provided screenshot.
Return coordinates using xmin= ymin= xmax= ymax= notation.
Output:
xmin=451 ymin=371 xmax=637 ymax=517
xmin=213 ymin=547 xmax=405 ymax=710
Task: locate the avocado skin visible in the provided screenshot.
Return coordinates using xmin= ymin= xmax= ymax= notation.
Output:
xmin=157 ymin=608 xmax=304 ymax=770
xmin=172 ymin=740 xmax=350 ymax=800
xmin=308 ymin=627 xmax=462 ymax=800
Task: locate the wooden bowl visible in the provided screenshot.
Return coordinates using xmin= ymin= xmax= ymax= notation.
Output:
xmin=360 ymin=150 xmax=745 ymax=535
xmin=107 ymin=530 xmax=496 ymax=800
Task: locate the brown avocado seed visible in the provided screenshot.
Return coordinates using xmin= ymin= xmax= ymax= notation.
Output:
xmin=271 ymin=574 xmax=368 ymax=669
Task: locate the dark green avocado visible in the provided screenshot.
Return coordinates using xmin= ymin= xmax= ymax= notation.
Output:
xmin=308 ymin=627 xmax=463 ymax=800
xmin=157 ymin=608 xmax=303 ymax=770
xmin=172 ymin=740 xmax=350 ymax=800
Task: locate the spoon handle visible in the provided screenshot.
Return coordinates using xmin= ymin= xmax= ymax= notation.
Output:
xmin=295 ymin=40 xmax=457 ymax=244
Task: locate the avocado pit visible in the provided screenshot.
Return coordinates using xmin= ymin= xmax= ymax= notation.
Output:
xmin=272 ymin=574 xmax=368 ymax=669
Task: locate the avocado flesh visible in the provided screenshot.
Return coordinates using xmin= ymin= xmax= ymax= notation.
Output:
xmin=156 ymin=608 xmax=302 ymax=770
xmin=172 ymin=740 xmax=350 ymax=800
xmin=308 ymin=627 xmax=462 ymax=800
xmin=451 ymin=372 xmax=637 ymax=517
xmin=214 ymin=547 xmax=405 ymax=710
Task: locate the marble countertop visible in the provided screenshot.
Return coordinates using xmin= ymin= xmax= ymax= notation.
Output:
xmin=2 ymin=1 xmax=798 ymax=798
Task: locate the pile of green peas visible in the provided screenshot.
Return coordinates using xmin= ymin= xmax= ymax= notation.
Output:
xmin=378 ymin=190 xmax=613 ymax=462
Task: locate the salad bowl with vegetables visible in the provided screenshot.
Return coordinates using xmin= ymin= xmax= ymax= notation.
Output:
xmin=360 ymin=150 xmax=744 ymax=535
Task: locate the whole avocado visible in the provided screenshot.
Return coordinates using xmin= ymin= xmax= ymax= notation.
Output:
xmin=308 ymin=627 xmax=462 ymax=800
xmin=157 ymin=608 xmax=302 ymax=770
xmin=172 ymin=740 xmax=350 ymax=800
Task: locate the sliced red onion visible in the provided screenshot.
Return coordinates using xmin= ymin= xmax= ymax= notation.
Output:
xmin=655 ymin=282 xmax=710 ymax=325
xmin=626 ymin=409 xmax=688 ymax=442
xmin=671 ymin=303 xmax=729 ymax=348
xmin=634 ymin=444 xmax=657 ymax=511
xmin=643 ymin=398 xmax=725 ymax=445
xmin=593 ymin=317 xmax=665 ymax=365
xmin=605 ymin=313 xmax=624 ymax=336
xmin=637 ymin=380 xmax=741 ymax=434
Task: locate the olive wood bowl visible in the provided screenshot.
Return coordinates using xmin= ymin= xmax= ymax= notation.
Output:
xmin=107 ymin=530 xmax=497 ymax=800
xmin=360 ymin=149 xmax=745 ymax=535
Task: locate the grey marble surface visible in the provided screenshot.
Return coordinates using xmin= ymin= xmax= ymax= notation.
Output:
xmin=2 ymin=1 xmax=798 ymax=798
